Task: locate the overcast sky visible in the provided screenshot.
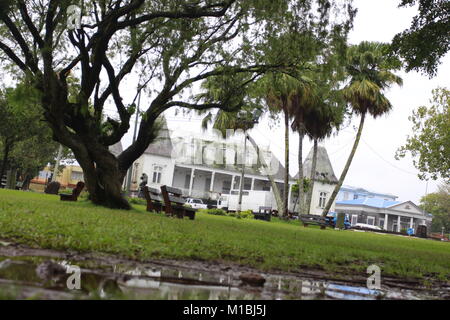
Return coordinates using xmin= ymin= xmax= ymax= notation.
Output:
xmin=119 ymin=0 xmax=449 ymax=204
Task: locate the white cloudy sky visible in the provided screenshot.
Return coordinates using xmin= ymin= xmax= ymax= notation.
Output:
xmin=118 ymin=0 xmax=449 ymax=203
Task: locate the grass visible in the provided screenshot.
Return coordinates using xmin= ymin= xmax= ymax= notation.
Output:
xmin=0 ymin=189 xmax=449 ymax=281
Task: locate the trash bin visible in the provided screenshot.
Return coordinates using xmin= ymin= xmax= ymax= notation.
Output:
xmin=417 ymin=225 xmax=427 ymax=238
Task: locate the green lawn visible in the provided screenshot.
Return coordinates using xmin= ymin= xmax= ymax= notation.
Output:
xmin=0 ymin=189 xmax=449 ymax=281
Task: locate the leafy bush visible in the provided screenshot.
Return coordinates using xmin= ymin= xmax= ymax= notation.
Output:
xmin=198 ymin=208 xmax=253 ymax=219
xmin=198 ymin=208 xmax=227 ymax=216
xmin=128 ymin=197 xmax=147 ymax=206
xmin=226 ymin=210 xmax=253 ymax=219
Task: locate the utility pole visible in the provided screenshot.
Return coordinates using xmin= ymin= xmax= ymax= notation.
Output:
xmin=52 ymin=144 xmax=63 ymax=182
xmin=126 ymin=90 xmax=142 ymax=195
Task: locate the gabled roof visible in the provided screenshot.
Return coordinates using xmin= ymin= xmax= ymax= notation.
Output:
xmin=293 ymin=146 xmax=338 ymax=184
xmin=336 ymin=198 xmax=400 ymax=208
xmin=340 ymin=184 xmax=398 ymax=199
xmin=144 ymin=117 xmax=174 ymax=158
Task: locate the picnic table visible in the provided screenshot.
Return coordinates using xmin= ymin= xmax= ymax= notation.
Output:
xmin=253 ymin=206 xmax=272 ymax=221
xmin=60 ymin=181 xmax=85 ymax=202
xmin=299 ymin=214 xmax=329 ymax=229
xmin=142 ymin=186 xmax=164 ymax=213
xmin=160 ymin=185 xmax=197 ymax=220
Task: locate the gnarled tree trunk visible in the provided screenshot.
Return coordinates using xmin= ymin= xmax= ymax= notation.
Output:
xmin=71 ymin=140 xmax=130 ymax=210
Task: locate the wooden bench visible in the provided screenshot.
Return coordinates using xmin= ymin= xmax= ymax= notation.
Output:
xmin=299 ymin=214 xmax=328 ymax=229
xmin=160 ymin=185 xmax=196 ymax=220
xmin=142 ymin=186 xmax=164 ymax=213
xmin=60 ymin=181 xmax=85 ymax=201
xmin=253 ymin=206 xmax=272 ymax=221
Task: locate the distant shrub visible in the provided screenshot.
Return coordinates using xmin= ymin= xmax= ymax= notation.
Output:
xmin=198 ymin=208 xmax=227 ymax=216
xmin=128 ymin=197 xmax=147 ymax=206
xmin=227 ymin=210 xmax=253 ymax=219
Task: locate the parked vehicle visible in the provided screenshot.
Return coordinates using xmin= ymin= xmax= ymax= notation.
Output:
xmin=325 ymin=212 xmax=351 ymax=229
xmin=217 ymin=190 xmax=276 ymax=212
xmin=352 ymin=223 xmax=382 ymax=231
xmin=185 ymin=198 xmax=208 ymax=209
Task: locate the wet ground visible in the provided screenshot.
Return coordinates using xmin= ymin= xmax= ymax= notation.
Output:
xmin=0 ymin=241 xmax=448 ymax=300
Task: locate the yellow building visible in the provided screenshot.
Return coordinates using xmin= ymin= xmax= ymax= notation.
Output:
xmin=32 ymin=165 xmax=84 ymax=189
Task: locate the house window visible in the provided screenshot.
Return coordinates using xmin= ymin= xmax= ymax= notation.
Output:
xmin=71 ymin=171 xmax=84 ymax=181
xmin=353 ymin=194 xmax=359 ymax=200
xmin=351 ymin=215 xmax=358 ymax=225
xmin=184 ymin=174 xmax=191 ymax=189
xmin=222 ymin=180 xmax=231 ymax=193
xmin=318 ymin=192 xmax=327 ymax=208
xmin=152 ymin=166 xmax=162 ymax=184
xmin=367 ymin=216 xmax=375 ymax=226
xmin=379 ymin=218 xmax=385 ymax=228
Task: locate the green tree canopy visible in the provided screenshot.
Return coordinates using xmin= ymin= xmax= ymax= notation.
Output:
xmin=420 ymin=184 xmax=450 ymax=233
xmin=396 ymin=87 xmax=450 ymax=181
xmin=0 ymin=0 xmax=355 ymax=209
xmin=391 ymin=0 xmax=450 ymax=77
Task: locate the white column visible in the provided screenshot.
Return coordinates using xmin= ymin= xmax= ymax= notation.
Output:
xmin=210 ymin=171 xmax=215 ymax=191
xmin=384 ymin=214 xmax=388 ymax=230
xmin=231 ymin=175 xmax=236 ymax=191
xmin=397 ymin=215 xmax=401 ymax=232
xmin=410 ymin=217 xmax=414 ymax=229
xmin=250 ymin=178 xmax=255 ymax=191
xmin=188 ymin=168 xmax=195 ymax=196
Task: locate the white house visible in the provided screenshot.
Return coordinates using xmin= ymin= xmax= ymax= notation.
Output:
xmin=293 ymin=146 xmax=338 ymax=215
xmin=128 ymin=119 xmax=338 ymax=214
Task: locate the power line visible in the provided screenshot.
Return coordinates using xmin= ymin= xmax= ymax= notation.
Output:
xmin=360 ymin=138 xmax=418 ymax=176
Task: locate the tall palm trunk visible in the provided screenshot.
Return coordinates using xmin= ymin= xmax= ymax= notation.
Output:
xmin=283 ymin=109 xmax=290 ymax=217
xmin=237 ymin=133 xmax=247 ymax=212
xmin=247 ymin=134 xmax=284 ymax=216
xmin=297 ymin=130 xmax=305 ymax=215
xmin=322 ymin=113 xmax=366 ymax=216
xmin=305 ymin=139 xmax=318 ymax=214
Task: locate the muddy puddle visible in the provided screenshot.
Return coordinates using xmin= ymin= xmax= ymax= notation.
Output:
xmin=0 ymin=243 xmax=448 ymax=300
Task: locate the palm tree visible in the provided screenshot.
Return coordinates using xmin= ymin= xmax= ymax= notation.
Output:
xmin=303 ymin=98 xmax=344 ymax=214
xmin=262 ymin=73 xmax=313 ymax=217
xmin=196 ymin=73 xmax=287 ymax=214
xmin=198 ymin=108 xmax=256 ymax=207
xmin=322 ymin=41 xmax=403 ymax=216
xmin=290 ymin=83 xmax=320 ymax=215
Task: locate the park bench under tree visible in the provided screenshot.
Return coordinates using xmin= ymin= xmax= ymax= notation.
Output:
xmin=253 ymin=206 xmax=272 ymax=221
xmin=299 ymin=214 xmax=329 ymax=229
xmin=142 ymin=186 xmax=164 ymax=213
xmin=160 ymin=185 xmax=196 ymax=220
xmin=60 ymin=182 xmax=85 ymax=202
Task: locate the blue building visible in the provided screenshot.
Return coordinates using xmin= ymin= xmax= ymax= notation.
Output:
xmin=336 ymin=185 xmax=398 ymax=202
xmin=334 ymin=185 xmax=432 ymax=232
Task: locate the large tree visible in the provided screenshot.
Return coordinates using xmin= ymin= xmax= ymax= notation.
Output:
xmin=420 ymin=184 xmax=450 ymax=233
xmin=0 ymin=82 xmax=72 ymax=189
xmin=322 ymin=41 xmax=403 ymax=216
xmin=0 ymin=0 xmax=355 ymax=209
xmin=391 ymin=0 xmax=450 ymax=77
xmin=396 ymin=87 xmax=449 ymax=181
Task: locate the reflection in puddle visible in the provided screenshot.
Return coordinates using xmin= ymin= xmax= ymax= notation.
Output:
xmin=0 ymin=255 xmax=446 ymax=300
